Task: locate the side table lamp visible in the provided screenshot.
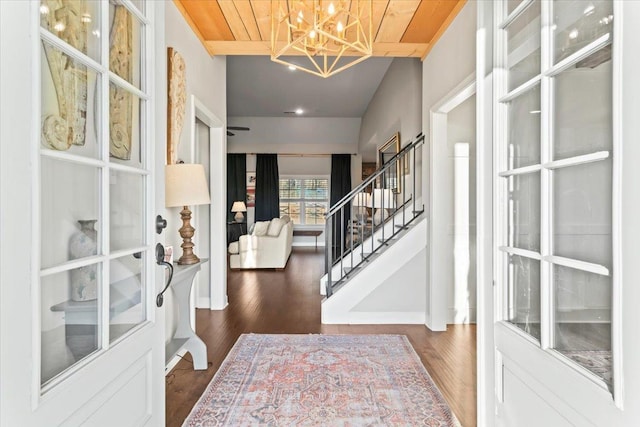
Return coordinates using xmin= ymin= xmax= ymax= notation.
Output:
xmin=231 ymin=201 xmax=247 ymax=223
xmin=370 ymin=188 xmax=395 ymax=225
xmin=165 ymin=163 xmax=211 ymax=265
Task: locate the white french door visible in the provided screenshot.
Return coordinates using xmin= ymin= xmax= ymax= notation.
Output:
xmin=0 ymin=1 xmax=166 ymax=425
xmin=492 ymin=1 xmax=640 ymax=426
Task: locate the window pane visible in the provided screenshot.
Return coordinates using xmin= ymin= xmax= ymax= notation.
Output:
xmin=553 ymin=50 xmax=612 ymax=160
xmin=279 ymin=179 xmax=302 ymax=199
xmin=280 ymin=202 xmax=301 ymax=224
xmin=110 ymin=171 xmax=144 ymax=251
xmin=109 ymin=82 xmax=142 ymax=165
xmin=506 ymin=0 xmax=541 ymax=92
xmin=41 ymin=158 xmax=100 ymax=269
xmin=553 ymin=159 xmax=612 ymax=267
xmin=506 ymin=254 xmax=541 ymax=341
xmin=303 ymin=179 xmax=329 ymax=200
xmin=507 ymin=172 xmax=541 ymax=252
xmin=304 ymin=202 xmax=327 ymax=225
xmin=40 ymin=0 xmax=101 ymax=62
xmin=43 ymin=267 xmax=102 ymax=384
xmin=507 ymin=85 xmax=541 ymax=169
xmin=41 ymin=42 xmax=100 ymax=159
xmin=553 ymin=265 xmax=611 ymax=387
xmin=110 ymin=254 xmax=145 ymax=342
xmin=109 ymin=2 xmax=142 ymax=89
xmin=552 ymin=0 xmax=613 ymax=64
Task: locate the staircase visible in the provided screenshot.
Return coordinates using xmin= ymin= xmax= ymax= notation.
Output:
xmin=321 ymin=134 xmax=426 ymax=314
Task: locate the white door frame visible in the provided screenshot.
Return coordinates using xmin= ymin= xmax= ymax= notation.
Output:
xmin=428 ymin=74 xmax=476 ymax=332
xmin=188 ymin=95 xmax=227 ymax=310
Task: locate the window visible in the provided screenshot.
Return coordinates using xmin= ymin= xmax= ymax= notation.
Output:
xmin=279 ymin=177 xmax=329 ymax=225
xmin=39 ymin=0 xmax=150 ymax=388
xmin=497 ymin=0 xmax=615 ymax=391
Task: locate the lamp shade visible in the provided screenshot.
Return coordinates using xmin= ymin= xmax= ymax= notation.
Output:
xmin=231 ymin=201 xmax=247 ymax=213
xmin=165 ymin=164 xmax=211 ymax=208
xmin=370 ymin=188 xmax=395 ymax=209
xmin=352 ymin=192 xmax=371 ymax=207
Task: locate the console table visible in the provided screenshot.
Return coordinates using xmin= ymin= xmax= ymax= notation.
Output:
xmin=293 ymin=229 xmax=323 ymax=249
xmin=165 ymin=259 xmax=208 ymax=370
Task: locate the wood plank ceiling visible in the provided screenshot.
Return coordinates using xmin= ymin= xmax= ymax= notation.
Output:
xmin=174 ymin=0 xmax=467 ymax=59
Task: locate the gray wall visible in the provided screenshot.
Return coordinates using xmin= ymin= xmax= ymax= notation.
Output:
xmin=337 ymin=58 xmax=426 ymax=317
xmin=359 ymin=58 xmax=423 ymax=161
xmin=422 ymin=1 xmax=477 ymax=329
xmin=164 ymin=0 xmax=226 ymax=331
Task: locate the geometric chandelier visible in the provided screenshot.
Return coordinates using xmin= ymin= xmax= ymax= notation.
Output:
xmin=271 ymin=0 xmax=373 ymax=78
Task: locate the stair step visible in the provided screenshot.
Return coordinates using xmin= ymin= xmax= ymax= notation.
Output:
xmin=343 ymin=266 xmax=361 ymax=275
xmin=377 ymin=238 xmax=397 ymax=245
xmin=394 ymin=224 xmax=410 ymax=230
xmin=412 ymin=209 xmax=425 ymax=215
xmin=362 ymin=252 xmax=381 ymax=261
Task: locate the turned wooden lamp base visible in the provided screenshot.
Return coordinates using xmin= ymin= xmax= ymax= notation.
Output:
xmin=177 ymin=206 xmax=200 ymax=265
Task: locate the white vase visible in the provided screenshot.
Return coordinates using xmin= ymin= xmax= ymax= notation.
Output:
xmin=69 ymin=219 xmax=98 ymax=301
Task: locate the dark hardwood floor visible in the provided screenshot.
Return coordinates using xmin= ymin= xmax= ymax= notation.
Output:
xmin=165 ymin=247 xmax=477 ymax=427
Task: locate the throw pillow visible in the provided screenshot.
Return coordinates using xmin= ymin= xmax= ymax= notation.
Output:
xmin=280 ymin=215 xmax=291 ymax=224
xmin=267 ymin=217 xmax=285 ymax=237
xmin=253 ymin=221 xmax=270 ymax=236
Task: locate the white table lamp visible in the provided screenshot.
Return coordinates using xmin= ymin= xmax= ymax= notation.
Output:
xmin=370 ymin=188 xmax=395 ymax=225
xmin=165 ymin=164 xmax=210 ymax=265
xmin=231 ymin=201 xmax=247 ymax=223
xmin=352 ymin=192 xmax=371 ymax=224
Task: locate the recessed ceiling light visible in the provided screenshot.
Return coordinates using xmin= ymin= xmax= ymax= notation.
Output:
xmin=295 ymin=108 xmax=303 ymax=115
xmin=288 ymin=65 xmax=297 ymax=71
xmin=529 ymin=110 xmax=541 ymax=114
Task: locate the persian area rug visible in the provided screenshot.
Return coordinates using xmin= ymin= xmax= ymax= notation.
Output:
xmin=183 ymin=334 xmax=461 ymax=426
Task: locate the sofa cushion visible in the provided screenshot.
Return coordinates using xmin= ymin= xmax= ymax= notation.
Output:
xmin=253 ymin=221 xmax=270 ymax=236
xmin=267 ymin=217 xmax=285 ymax=237
xmin=228 ymin=241 xmax=239 ymax=254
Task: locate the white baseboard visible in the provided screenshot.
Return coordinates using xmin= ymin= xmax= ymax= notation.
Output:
xmin=292 ymin=242 xmax=326 ymax=248
xmin=326 ymin=311 xmax=426 ymax=325
xmin=165 ymin=348 xmax=187 ymax=374
xmin=196 ymin=297 xmax=210 ymax=309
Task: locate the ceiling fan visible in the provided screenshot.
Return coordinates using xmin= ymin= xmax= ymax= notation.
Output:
xmin=227 ymin=126 xmax=250 ymax=136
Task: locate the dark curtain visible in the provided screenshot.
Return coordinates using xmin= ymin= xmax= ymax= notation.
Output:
xmin=330 ymin=154 xmax=352 ymax=257
xmin=255 ymin=154 xmax=280 ymax=221
xmin=227 ymin=153 xmax=246 ymax=223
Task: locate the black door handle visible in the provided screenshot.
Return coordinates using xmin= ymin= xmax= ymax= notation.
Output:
xmin=155 ymin=243 xmax=174 ymax=307
xmin=156 ymin=215 xmax=168 ymax=234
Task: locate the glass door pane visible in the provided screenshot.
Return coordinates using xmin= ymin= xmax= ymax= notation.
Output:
xmin=552 ymin=0 xmax=613 ymax=64
xmin=553 ymin=159 xmax=612 ymax=267
xmin=553 ymin=265 xmax=612 ymax=388
xmin=40 ymin=0 xmax=102 ymax=62
xmin=110 ymin=254 xmax=145 ymax=342
xmin=553 ymin=49 xmax=612 ymax=160
xmin=109 ymin=2 xmax=143 ymax=89
xmin=507 ymin=254 xmax=541 ymax=340
xmin=110 ymin=170 xmax=145 ymax=251
xmin=508 ymin=85 xmax=541 ymax=169
xmin=507 ymin=172 xmax=541 ymax=252
xmin=41 ymin=158 xmax=100 ymax=269
xmin=42 ymin=267 xmax=102 ymax=384
xmin=40 ymin=42 xmax=101 ymax=159
xmin=506 ymin=0 xmax=541 ymax=91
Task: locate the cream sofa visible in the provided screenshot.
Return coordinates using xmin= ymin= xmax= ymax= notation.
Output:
xmin=228 ymin=216 xmax=293 ymax=269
